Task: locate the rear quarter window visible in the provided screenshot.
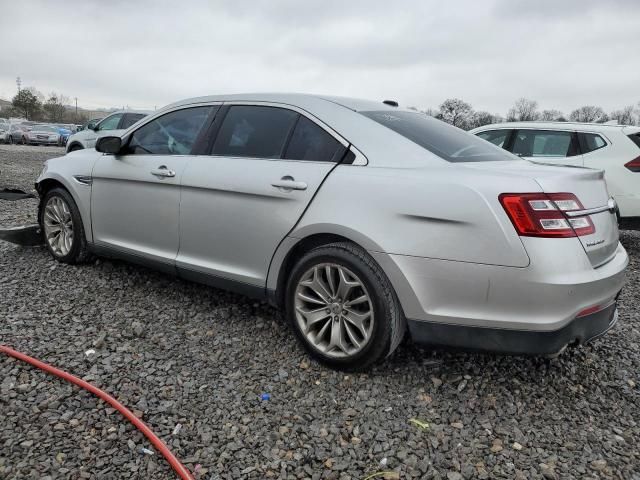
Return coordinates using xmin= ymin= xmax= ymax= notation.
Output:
xmin=627 ymin=132 xmax=640 ymax=149
xmin=361 ymin=111 xmax=515 ymax=162
xmin=578 ymin=132 xmax=608 ymax=154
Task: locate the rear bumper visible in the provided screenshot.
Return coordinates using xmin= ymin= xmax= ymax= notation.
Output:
xmin=407 ymin=301 xmax=619 ymax=355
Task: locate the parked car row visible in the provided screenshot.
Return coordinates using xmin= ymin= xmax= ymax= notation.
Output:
xmin=0 ymin=119 xmax=78 ymax=147
xmin=34 ymin=93 xmax=628 ymax=369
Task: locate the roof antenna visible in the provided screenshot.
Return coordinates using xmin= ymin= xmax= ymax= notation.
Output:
xmin=383 ymin=100 xmax=398 ymax=107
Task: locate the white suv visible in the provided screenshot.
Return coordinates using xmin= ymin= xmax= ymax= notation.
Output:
xmin=470 ymin=122 xmax=640 ymax=224
xmin=66 ymin=110 xmax=150 ymax=152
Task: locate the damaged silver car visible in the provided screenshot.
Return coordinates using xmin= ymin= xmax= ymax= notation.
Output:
xmin=2 ymin=93 xmax=628 ymax=370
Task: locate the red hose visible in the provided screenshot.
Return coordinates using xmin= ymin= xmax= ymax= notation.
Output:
xmin=0 ymin=345 xmax=194 ymax=480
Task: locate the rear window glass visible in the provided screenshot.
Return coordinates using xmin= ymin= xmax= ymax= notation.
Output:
xmin=361 ymin=111 xmax=515 ymax=162
xmin=628 ymin=133 xmax=640 ymax=149
xmin=284 ymin=116 xmax=342 ymax=162
xmin=513 ymin=130 xmax=579 ymax=158
xmin=579 ymin=133 xmax=607 ymax=154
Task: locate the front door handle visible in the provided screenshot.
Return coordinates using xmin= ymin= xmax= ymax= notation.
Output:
xmin=150 ymin=166 xmax=176 ymax=178
xmin=272 ymin=176 xmax=307 ymax=191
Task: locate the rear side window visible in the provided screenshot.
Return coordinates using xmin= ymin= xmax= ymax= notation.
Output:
xmin=284 ymin=116 xmax=342 ymax=162
xmin=213 ymin=106 xmax=298 ymax=159
xmin=578 ymin=133 xmax=607 ymax=154
xmin=512 ymin=130 xmax=579 ymax=158
xmin=627 ymin=132 xmax=640 ymax=149
xmin=476 ymin=129 xmax=511 ymax=148
xmin=126 ymin=106 xmax=213 ymax=155
xmin=120 ymin=113 xmax=147 ymax=130
xmin=361 ymin=111 xmax=514 ymax=162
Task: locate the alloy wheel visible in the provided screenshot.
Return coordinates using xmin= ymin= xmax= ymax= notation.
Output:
xmin=43 ymin=196 xmax=74 ymax=257
xmin=294 ymin=263 xmax=374 ymax=358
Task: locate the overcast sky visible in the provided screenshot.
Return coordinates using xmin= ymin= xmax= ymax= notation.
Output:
xmin=1 ymin=0 xmax=639 ymax=114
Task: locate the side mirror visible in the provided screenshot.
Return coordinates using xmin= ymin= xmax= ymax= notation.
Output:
xmin=95 ymin=136 xmax=122 ymax=154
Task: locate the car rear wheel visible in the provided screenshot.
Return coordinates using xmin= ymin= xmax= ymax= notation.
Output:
xmin=286 ymin=242 xmax=405 ymax=370
xmin=40 ymin=188 xmax=92 ymax=264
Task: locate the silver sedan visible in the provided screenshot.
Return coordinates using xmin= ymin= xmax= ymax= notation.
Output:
xmin=34 ymin=94 xmax=628 ymax=369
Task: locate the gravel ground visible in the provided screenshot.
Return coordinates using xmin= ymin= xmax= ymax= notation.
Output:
xmin=1 ymin=143 xmax=639 ymax=480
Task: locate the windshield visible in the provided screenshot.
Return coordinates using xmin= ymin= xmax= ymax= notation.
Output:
xmin=361 ymin=110 xmax=516 ymax=163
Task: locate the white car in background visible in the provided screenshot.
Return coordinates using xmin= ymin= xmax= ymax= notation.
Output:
xmin=470 ymin=122 xmax=640 ymax=225
xmin=65 ymin=109 xmax=150 ymax=152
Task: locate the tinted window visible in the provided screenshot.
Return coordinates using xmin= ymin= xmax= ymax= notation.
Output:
xmin=284 ymin=116 xmax=342 ymax=162
xmin=361 ymin=111 xmax=514 ymax=163
xmin=213 ymin=106 xmax=298 ymax=158
xmin=476 ymin=129 xmax=511 ymax=148
xmin=126 ymin=106 xmax=212 ymax=155
xmin=579 ymin=133 xmax=607 ymax=154
xmin=628 ymin=133 xmax=640 ymax=149
xmin=97 ymin=114 xmax=123 ymax=131
xmin=120 ymin=113 xmax=147 ymax=130
xmin=512 ymin=130 xmax=578 ymax=158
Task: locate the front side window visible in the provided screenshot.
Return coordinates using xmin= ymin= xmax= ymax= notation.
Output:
xmin=284 ymin=116 xmax=342 ymax=162
xmin=213 ymin=106 xmax=298 ymax=159
xmin=96 ymin=114 xmax=123 ymax=131
xmin=512 ymin=130 xmax=578 ymax=158
xmin=476 ymin=129 xmax=511 ymax=148
xmin=120 ymin=113 xmax=147 ymax=130
xmin=126 ymin=106 xmax=212 ymax=155
xmin=579 ymin=133 xmax=607 ymax=154
xmin=361 ymin=111 xmax=515 ymax=163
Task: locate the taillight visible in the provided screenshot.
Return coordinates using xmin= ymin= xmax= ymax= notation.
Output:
xmin=499 ymin=193 xmax=595 ymax=238
xmin=625 ymin=156 xmax=640 ymax=172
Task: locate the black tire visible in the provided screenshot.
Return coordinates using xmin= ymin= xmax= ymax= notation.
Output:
xmin=68 ymin=143 xmax=83 ymax=152
xmin=285 ymin=242 xmax=405 ymax=371
xmin=39 ymin=187 xmax=93 ymax=264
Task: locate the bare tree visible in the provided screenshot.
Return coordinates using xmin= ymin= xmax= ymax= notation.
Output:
xmin=469 ymin=111 xmax=500 ymax=129
xmin=540 ymin=109 xmax=565 ymax=121
xmin=439 ymin=98 xmax=473 ymax=129
xmin=43 ymin=93 xmax=69 ymax=123
xmin=569 ymin=106 xmax=609 ymax=123
xmin=609 ymin=105 xmax=636 ymax=125
xmin=507 ymin=98 xmax=539 ymax=122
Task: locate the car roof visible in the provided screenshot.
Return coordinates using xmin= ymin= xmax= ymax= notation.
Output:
xmin=471 ymin=121 xmax=632 ymax=132
xmin=106 ymin=109 xmax=153 ymax=115
xmin=165 ymin=93 xmax=400 ymax=113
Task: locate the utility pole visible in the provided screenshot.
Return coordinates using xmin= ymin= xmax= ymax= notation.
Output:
xmin=16 ymin=77 xmax=21 ymax=93
xmin=75 ymin=97 xmax=78 ymax=122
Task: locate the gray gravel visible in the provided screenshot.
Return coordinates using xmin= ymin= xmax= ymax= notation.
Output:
xmin=1 ymin=143 xmax=639 ymax=479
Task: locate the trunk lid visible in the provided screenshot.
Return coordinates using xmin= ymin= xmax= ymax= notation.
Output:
xmin=466 ymin=160 xmax=619 ymax=267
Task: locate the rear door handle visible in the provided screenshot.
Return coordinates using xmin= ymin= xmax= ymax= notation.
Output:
xmin=272 ymin=176 xmax=307 ymax=191
xmin=150 ymin=166 xmax=176 ymax=178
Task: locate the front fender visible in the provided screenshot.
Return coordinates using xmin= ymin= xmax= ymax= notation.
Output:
xmin=36 ymin=172 xmax=93 ymax=243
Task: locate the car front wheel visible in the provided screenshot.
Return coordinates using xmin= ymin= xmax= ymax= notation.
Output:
xmin=286 ymin=242 xmax=405 ymax=370
xmin=40 ymin=188 xmax=92 ymax=264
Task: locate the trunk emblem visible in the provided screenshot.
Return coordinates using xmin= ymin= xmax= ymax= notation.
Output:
xmin=586 ymin=239 xmax=605 ymax=247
